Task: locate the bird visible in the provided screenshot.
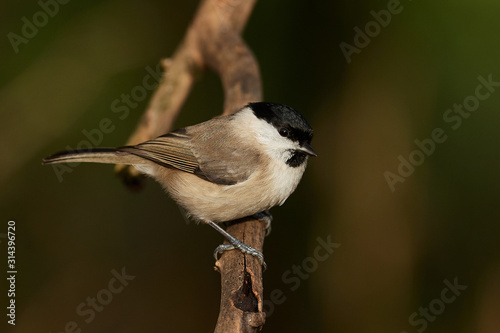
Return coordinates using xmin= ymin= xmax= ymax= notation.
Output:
xmin=43 ymin=102 xmax=316 ymax=266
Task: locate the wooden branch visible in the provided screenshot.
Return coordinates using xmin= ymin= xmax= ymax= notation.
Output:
xmin=214 ymin=218 xmax=266 ymax=332
xmin=116 ymin=0 xmax=266 ymax=331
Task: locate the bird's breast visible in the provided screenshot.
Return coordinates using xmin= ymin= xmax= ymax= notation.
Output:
xmin=155 ymin=159 xmax=307 ymax=223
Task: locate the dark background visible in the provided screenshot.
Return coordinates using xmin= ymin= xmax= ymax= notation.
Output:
xmin=1 ymin=0 xmax=500 ymax=332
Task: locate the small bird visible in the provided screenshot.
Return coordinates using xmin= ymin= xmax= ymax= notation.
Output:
xmin=43 ymin=102 xmax=316 ymax=266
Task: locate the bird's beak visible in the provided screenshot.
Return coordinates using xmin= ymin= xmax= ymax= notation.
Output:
xmin=300 ymin=143 xmax=317 ymax=157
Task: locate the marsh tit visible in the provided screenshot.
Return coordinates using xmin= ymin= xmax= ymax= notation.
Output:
xmin=43 ymin=102 xmax=316 ymax=266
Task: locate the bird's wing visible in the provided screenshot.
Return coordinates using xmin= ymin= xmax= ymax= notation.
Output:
xmin=188 ymin=117 xmax=261 ymax=185
xmin=118 ymin=129 xmax=199 ymax=174
xmin=118 ymin=119 xmax=260 ymax=185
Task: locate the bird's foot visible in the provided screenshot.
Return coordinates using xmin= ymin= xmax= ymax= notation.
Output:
xmin=214 ymin=241 xmax=266 ymax=270
xmin=208 ymin=221 xmax=266 ymax=269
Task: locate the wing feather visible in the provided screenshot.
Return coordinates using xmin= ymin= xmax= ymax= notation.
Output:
xmin=118 ymin=130 xmax=199 ymax=174
xmin=117 ymin=117 xmax=260 ymax=186
xmin=188 ymin=117 xmax=260 ymax=185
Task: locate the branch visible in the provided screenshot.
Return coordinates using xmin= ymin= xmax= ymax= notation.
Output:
xmin=116 ymin=0 xmax=266 ymax=331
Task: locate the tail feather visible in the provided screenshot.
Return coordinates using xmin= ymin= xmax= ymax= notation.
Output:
xmin=42 ymin=148 xmax=145 ymax=166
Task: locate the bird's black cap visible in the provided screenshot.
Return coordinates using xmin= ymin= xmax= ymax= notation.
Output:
xmin=247 ymin=102 xmax=314 ymax=145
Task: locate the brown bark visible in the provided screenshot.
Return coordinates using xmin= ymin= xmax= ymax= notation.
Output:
xmin=116 ymin=0 xmax=266 ymax=331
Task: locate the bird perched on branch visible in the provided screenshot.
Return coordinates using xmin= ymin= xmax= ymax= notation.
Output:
xmin=43 ymin=102 xmax=316 ymax=266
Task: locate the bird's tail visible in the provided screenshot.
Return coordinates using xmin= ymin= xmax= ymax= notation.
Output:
xmin=42 ymin=148 xmax=145 ymax=166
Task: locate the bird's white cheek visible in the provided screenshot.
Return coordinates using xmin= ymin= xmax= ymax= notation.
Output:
xmin=265 ymin=148 xmax=294 ymax=166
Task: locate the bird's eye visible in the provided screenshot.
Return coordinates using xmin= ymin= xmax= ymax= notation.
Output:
xmin=279 ymin=128 xmax=289 ymax=137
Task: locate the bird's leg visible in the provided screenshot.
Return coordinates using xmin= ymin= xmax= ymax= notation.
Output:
xmin=208 ymin=221 xmax=266 ymax=269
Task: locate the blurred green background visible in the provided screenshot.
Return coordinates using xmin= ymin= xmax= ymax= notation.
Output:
xmin=1 ymin=0 xmax=500 ymax=332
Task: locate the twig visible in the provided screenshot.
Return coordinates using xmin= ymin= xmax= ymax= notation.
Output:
xmin=116 ymin=0 xmax=266 ymax=331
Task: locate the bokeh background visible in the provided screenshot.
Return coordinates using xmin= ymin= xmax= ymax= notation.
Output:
xmin=1 ymin=0 xmax=500 ymax=332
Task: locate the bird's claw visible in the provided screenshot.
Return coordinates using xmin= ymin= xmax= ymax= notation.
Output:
xmin=214 ymin=241 xmax=267 ymax=270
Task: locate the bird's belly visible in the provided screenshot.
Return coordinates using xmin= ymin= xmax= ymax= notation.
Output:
xmin=162 ymin=163 xmax=305 ymax=223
